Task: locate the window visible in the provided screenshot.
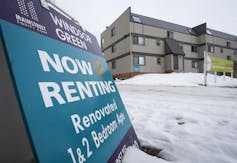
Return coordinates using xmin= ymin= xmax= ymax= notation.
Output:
xmin=139 ymin=56 xmax=145 ymax=65
xmin=133 ymin=36 xmax=145 ymax=45
xmin=157 ymin=57 xmax=161 ymax=64
xmin=112 ymin=61 xmax=116 ymax=69
xmin=132 ymin=16 xmax=142 ymax=23
xmin=191 ymin=45 xmax=197 ymax=52
xmin=188 ymin=29 xmax=193 ymax=33
xmin=192 ymin=60 xmax=198 ymax=68
xmin=133 ymin=56 xmax=145 ymax=65
xmin=227 ymin=56 xmax=231 ymax=60
xmin=138 ymin=37 xmax=145 ymax=45
xmin=111 ymin=44 xmax=116 ymax=53
xmin=167 ymin=31 xmax=174 ymax=38
xmin=156 ymin=39 xmax=161 ymax=46
xmin=206 ymin=29 xmax=212 ymax=35
xmin=226 ymin=41 xmax=231 ymax=48
xmin=235 ymin=50 xmax=237 ymax=55
xmin=220 ymin=48 xmax=223 ymax=53
xmin=111 ymin=27 xmax=115 ymax=37
xmin=208 ymin=45 xmax=214 ymax=53
xmin=173 ymin=55 xmax=178 ymax=69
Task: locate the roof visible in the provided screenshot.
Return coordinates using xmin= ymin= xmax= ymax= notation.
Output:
xmin=165 ymin=38 xmax=185 ymax=55
xmin=131 ymin=13 xmax=237 ymax=41
xmin=131 ymin=13 xmax=196 ymax=35
xmin=207 ymin=28 xmax=237 ymax=41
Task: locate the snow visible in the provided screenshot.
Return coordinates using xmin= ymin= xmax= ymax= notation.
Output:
xmin=117 ymin=73 xmax=237 ymax=87
xmin=123 ymin=147 xmax=167 ymax=163
xmin=118 ymin=73 xmax=237 ymax=163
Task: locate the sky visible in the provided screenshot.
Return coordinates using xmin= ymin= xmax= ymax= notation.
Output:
xmin=55 ymin=0 xmax=237 ymax=43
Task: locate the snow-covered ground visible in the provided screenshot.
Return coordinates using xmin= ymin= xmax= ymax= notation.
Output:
xmin=117 ymin=73 xmax=237 ymax=163
xmin=118 ymin=73 xmax=237 ymax=87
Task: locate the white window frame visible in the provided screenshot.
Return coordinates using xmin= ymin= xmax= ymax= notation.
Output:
xmin=191 ymin=45 xmax=197 ymax=52
xmin=167 ymin=31 xmax=174 ymax=38
xmin=112 ymin=61 xmax=116 ymax=69
xmin=133 ymin=55 xmax=145 ymax=65
xmin=192 ymin=60 xmax=198 ymax=68
xmin=156 ymin=39 xmax=161 ymax=46
xmin=157 ymin=57 xmax=161 ymax=64
xmin=133 ymin=36 xmax=145 ymax=45
xmin=132 ymin=16 xmax=142 ymax=23
xmin=111 ymin=27 xmax=115 ymax=37
xmin=208 ymin=45 xmax=214 ymax=53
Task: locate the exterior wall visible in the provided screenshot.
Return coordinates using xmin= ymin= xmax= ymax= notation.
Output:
xmin=107 ymin=55 xmax=131 ymax=75
xmin=135 ymin=55 xmax=164 ymax=73
xmin=198 ymin=45 xmax=206 ymax=58
xmin=131 ymin=22 xmax=199 ymax=52
xmin=206 ymin=35 xmax=237 ymax=61
xmin=132 ymin=23 xmax=199 ymax=44
xmin=132 ymin=37 xmax=165 ymax=54
xmin=184 ymin=59 xmax=200 ymax=72
xmin=132 ymin=23 xmax=166 ymax=38
xmin=183 ymin=44 xmax=199 ymax=59
xmin=199 ymin=60 xmax=204 ymax=73
xmin=175 ymin=32 xmax=199 ymax=44
xmin=206 ymin=35 xmax=237 ymax=49
xmin=101 ymin=8 xmax=131 ymax=50
xmin=103 ymin=37 xmax=130 ymax=61
xmin=198 ymin=35 xmax=206 ymax=44
xmin=212 ymin=46 xmax=237 ymax=60
xmin=101 ymin=8 xmax=132 ymax=75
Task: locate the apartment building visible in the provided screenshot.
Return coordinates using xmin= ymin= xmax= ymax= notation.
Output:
xmin=101 ymin=7 xmax=237 ymax=78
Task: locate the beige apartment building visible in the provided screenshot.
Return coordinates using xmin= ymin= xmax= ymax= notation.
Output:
xmin=101 ymin=7 xmax=237 ymax=78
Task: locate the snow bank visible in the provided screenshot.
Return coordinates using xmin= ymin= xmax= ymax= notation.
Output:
xmin=123 ymin=147 xmax=167 ymax=163
xmin=117 ymin=73 xmax=237 ymax=87
xmin=118 ymin=82 xmax=237 ymax=163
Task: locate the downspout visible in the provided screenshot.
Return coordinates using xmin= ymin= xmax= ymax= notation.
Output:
xmin=129 ymin=8 xmax=133 ymax=75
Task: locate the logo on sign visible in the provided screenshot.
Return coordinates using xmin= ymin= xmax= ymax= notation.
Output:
xmin=16 ymin=0 xmax=47 ymax=34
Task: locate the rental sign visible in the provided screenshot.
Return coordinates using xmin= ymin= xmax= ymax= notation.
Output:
xmin=207 ymin=55 xmax=234 ymax=72
xmin=0 ymin=0 xmax=138 ymax=162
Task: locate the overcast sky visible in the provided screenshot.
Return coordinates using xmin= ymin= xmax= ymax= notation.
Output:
xmin=55 ymin=0 xmax=237 ymax=42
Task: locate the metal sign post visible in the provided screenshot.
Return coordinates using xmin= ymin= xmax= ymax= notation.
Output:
xmin=204 ymin=51 xmax=208 ymax=86
xmin=214 ymin=71 xmax=217 ymax=83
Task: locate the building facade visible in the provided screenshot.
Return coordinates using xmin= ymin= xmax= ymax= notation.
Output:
xmin=101 ymin=7 xmax=237 ymax=78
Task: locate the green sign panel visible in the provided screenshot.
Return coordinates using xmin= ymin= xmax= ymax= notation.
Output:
xmin=208 ymin=56 xmax=234 ymax=72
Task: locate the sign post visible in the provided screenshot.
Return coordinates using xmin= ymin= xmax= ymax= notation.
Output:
xmin=203 ymin=51 xmax=208 ymax=86
xmin=214 ymin=71 xmax=217 ymax=83
xmin=0 ymin=0 xmax=139 ymax=162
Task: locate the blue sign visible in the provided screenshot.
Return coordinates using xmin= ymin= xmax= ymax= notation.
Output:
xmin=0 ymin=0 xmax=139 ymax=162
xmin=133 ymin=65 xmax=140 ymax=72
